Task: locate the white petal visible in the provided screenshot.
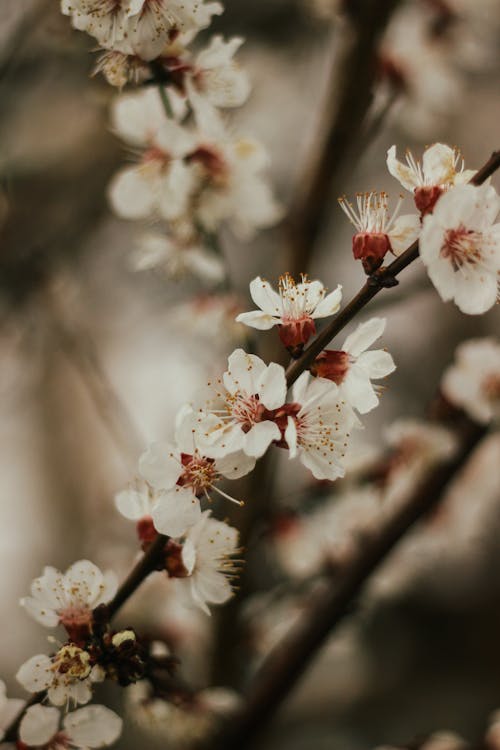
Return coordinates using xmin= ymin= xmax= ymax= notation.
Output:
xmin=139 ymin=442 xmax=182 ymax=490
xmin=235 ymin=310 xmax=278 ymax=330
xmin=312 ymin=284 xmax=343 ymax=318
xmin=243 ymin=421 xmax=281 ymax=458
xmin=357 ymin=349 xmax=396 ymax=379
xmin=108 ymin=167 xmax=156 ymax=220
xmin=452 ymin=268 xmax=498 ymax=315
xmin=20 ymin=597 xmax=59 ymax=627
xmin=285 ymin=416 xmax=298 ymax=459
xmin=64 ymin=705 xmax=123 ymax=747
xmin=214 ymin=451 xmax=256 ymax=479
xmin=386 ymin=145 xmax=419 ymax=191
xmin=224 ymin=349 xmax=267 ymax=396
xmin=342 ymin=369 xmax=379 ymax=414
xmin=422 ymin=143 xmax=458 ymax=185
xmin=16 ymin=655 xmax=52 ymax=693
xmin=389 ymin=214 xmax=421 ymax=256
xmin=19 ymin=704 xmax=59 ymax=747
xmin=258 ymin=362 xmax=287 ymax=410
xmin=342 ymin=318 xmax=386 ymax=357
xmin=248 ymin=277 xmax=282 ymax=316
xmin=151 ymin=487 xmax=201 ymax=538
xmin=115 ymin=488 xmax=155 ymax=521
xmin=64 ymin=560 xmax=104 ymax=604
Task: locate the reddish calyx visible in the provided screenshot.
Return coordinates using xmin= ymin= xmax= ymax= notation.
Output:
xmin=352 ymin=232 xmax=391 ymax=274
xmin=137 ymin=516 xmax=159 ymax=551
xmin=414 ymin=185 xmax=443 ymax=216
xmin=164 ymin=540 xmax=190 ymax=579
xmin=269 ymin=403 xmax=301 ymax=448
xmin=278 ymin=318 xmax=316 ymax=358
xmin=310 ymin=350 xmax=350 ymax=384
xmin=187 ymin=145 xmax=228 ymax=185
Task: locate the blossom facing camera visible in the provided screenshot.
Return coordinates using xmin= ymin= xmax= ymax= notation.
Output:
xmin=236 ymin=275 xmax=342 ymax=356
xmin=442 ymin=338 xmax=500 ymax=424
xmin=419 ymin=183 xmax=500 ymax=314
xmin=387 ymin=143 xmax=476 ymax=216
xmin=339 ymin=192 xmax=420 ymax=273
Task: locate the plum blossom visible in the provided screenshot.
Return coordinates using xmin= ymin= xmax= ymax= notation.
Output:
xmin=310 ymin=318 xmax=395 ymax=414
xmin=442 ymin=338 xmax=500 ymax=423
xmin=19 ymin=703 xmax=122 ymax=749
xmin=61 ymin=0 xmax=223 ymax=61
xmin=16 ymin=647 xmax=104 ymax=707
xmin=108 ymin=113 xmax=195 ymax=223
xmin=166 ymin=511 xmax=240 ymax=614
xmin=338 ymin=192 xmax=420 ymax=273
xmin=387 ymin=143 xmax=475 ymax=215
xmin=419 ymin=183 xmax=500 ymax=314
xmin=0 ymin=680 xmax=24 ymax=742
xmin=189 ymin=349 xmax=287 ymax=459
xmin=236 ymin=275 xmax=342 ymax=355
xmin=20 ymin=561 xmax=117 ymax=639
xmin=137 ymin=410 xmax=254 ymax=535
xmin=116 ymin=482 xmax=200 ymax=539
xmin=283 ymin=373 xmax=360 ymax=481
xmin=130 ymin=230 xmax=226 ymax=283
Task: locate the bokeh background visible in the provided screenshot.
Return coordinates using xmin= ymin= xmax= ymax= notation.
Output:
xmin=1 ymin=1 xmax=500 ymax=748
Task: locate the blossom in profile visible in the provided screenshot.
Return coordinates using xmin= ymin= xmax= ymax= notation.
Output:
xmin=236 ymin=275 xmax=342 ymax=356
xmin=419 ymin=183 xmax=500 ymax=314
xmin=16 ymin=647 xmax=104 ymax=707
xmin=163 ymin=511 xmax=240 ymax=614
xmin=19 ymin=703 xmax=122 ymax=749
xmin=20 ymin=561 xmax=117 ymax=641
xmin=387 ymin=143 xmax=475 ymax=215
xmin=282 ymin=373 xmax=360 ymax=481
xmin=0 ymin=680 xmax=24 ymax=741
xmin=189 ymin=349 xmax=287 ymax=459
xmin=442 ymin=338 xmax=500 ymax=423
xmin=311 ymin=318 xmax=395 ymax=414
xmin=339 ymin=192 xmax=420 ymax=273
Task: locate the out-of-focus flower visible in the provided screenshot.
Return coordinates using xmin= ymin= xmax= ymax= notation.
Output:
xmin=485 ymin=707 xmax=500 ymax=750
xmin=236 ymin=275 xmax=342 ymax=356
xmin=387 ymin=143 xmax=475 ymax=216
xmin=19 ymin=703 xmax=122 ymax=749
xmin=0 ymin=680 xmax=24 ymax=741
xmin=311 ymin=318 xmax=395 ymax=414
xmin=419 ymin=183 xmax=500 ymax=314
xmin=166 ymin=511 xmax=240 ymax=614
xmin=16 ymin=647 xmax=104 ymax=707
xmin=442 ymin=338 xmax=500 ymax=423
xmin=127 ymin=680 xmax=239 ymax=743
xmin=283 ymin=373 xmax=360 ymax=481
xmin=130 ymin=230 xmax=226 ymax=283
xmin=61 ymin=0 xmax=223 ymax=61
xmin=188 ymin=349 xmax=287 ymax=459
xmin=376 ymin=731 xmax=467 ymax=750
xmin=93 ymin=51 xmax=150 ymax=88
xmin=20 ymin=561 xmax=117 ymax=639
xmin=338 ymin=192 xmax=420 ymax=273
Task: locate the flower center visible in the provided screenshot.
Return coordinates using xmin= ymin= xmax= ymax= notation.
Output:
xmin=52 ymin=645 xmax=91 ymax=682
xmin=228 ymin=393 xmax=265 ymax=432
xmin=179 ymin=453 xmax=218 ymax=495
xmin=141 ymin=146 xmax=171 ymax=174
xmin=187 ymin=145 xmax=229 ymax=186
xmin=441 ymin=225 xmax=482 ymax=270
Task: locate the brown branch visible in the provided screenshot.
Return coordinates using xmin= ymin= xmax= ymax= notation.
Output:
xmin=286 ymin=0 xmax=402 ymax=277
xmin=214 ymin=416 xmax=487 ymax=750
xmin=286 ymin=149 xmax=500 ymax=387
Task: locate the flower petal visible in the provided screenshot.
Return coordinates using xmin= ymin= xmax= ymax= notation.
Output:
xmin=151 ymin=487 xmax=201 ymax=538
xmin=19 ymin=705 xmax=59 ymax=747
xmin=243 ymin=420 xmax=281 ymax=458
xmin=63 ymin=705 xmax=123 ymax=747
xmin=342 ymin=318 xmax=386 ymax=357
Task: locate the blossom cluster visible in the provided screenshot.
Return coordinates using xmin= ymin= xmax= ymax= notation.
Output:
xmin=339 ymin=142 xmax=500 ymax=315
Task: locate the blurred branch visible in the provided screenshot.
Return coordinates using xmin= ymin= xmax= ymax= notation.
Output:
xmin=286 ymin=0 xmax=402 ymax=277
xmin=0 ymin=0 xmax=52 ymax=85
xmin=213 ymin=414 xmax=487 ymax=750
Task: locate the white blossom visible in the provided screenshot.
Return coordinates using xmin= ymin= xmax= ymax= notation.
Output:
xmin=20 ymin=561 xmax=117 ymax=633
xmin=188 ymin=349 xmax=287 ymax=459
xmin=312 ymin=318 xmax=395 ymax=414
xmin=442 ymin=338 xmax=500 ymax=423
xmin=387 ymin=143 xmax=475 ymax=215
xmin=339 ymin=192 xmax=420 ymax=271
xmin=16 ymin=648 xmax=104 ymax=707
xmin=130 ymin=230 xmax=226 ymax=283
xmin=284 ymin=373 xmax=360 ymax=481
xmin=419 ymin=183 xmax=500 ymax=314
xmin=236 ymin=274 xmax=342 ymax=353
xmin=190 ymin=36 xmax=250 ymax=109
xmin=19 ymin=703 xmax=122 ymax=749
xmin=171 ymin=511 xmax=240 ymax=614
xmin=0 ymin=680 xmax=24 ymax=742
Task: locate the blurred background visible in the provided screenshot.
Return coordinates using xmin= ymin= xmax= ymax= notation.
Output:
xmin=1 ymin=0 xmax=500 ymax=748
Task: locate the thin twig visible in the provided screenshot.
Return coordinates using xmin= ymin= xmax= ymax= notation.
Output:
xmin=214 ymin=416 xmax=487 ymax=750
